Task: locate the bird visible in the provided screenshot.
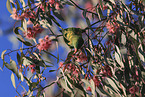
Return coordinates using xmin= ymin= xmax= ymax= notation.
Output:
xmin=60 ymin=27 xmax=84 ymax=53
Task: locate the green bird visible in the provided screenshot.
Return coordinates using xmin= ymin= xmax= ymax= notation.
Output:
xmin=60 ymin=27 xmax=84 ymax=53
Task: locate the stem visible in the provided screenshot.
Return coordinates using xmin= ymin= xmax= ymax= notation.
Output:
xmin=3 ymin=46 xmax=35 ymax=57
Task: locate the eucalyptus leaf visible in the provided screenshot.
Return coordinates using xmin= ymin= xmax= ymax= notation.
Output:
xmin=11 ymin=72 xmax=16 ymax=88
xmin=22 ymin=57 xmax=33 ymax=66
xmin=106 ymin=78 xmax=120 ymax=94
xmin=96 ymin=87 xmax=108 ymax=97
xmin=115 ymin=45 xmax=124 ymax=68
xmin=1 ymin=50 xmax=7 ymax=60
xmin=59 ymin=79 xmax=72 ymax=92
xmin=6 ymin=0 xmax=12 ymax=14
xmin=138 ymin=44 xmax=145 ymax=62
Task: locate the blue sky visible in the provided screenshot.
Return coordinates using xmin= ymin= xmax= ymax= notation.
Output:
xmin=0 ymin=1 xmax=18 ymax=96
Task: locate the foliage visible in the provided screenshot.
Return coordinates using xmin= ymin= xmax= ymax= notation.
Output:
xmin=1 ymin=0 xmax=145 ymax=96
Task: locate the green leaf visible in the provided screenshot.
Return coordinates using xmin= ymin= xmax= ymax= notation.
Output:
xmin=115 ymin=45 xmax=124 ymax=68
xmin=28 ymin=0 xmax=31 ymax=8
xmin=22 ymin=57 xmax=33 ymax=66
xmin=11 ymin=72 xmax=16 ymax=88
xmin=49 ymin=70 xmax=56 ymax=72
xmin=53 ymin=10 xmax=64 ymax=21
xmin=19 ymin=71 xmax=24 ymax=81
xmin=1 ymin=50 xmax=7 ymax=68
xmin=16 ymin=0 xmax=20 ymax=11
xmin=23 ymin=41 xmax=33 ymax=46
xmin=82 ymin=79 xmax=90 ymax=87
xmin=50 ymin=15 xmax=62 ymax=28
xmin=6 ymin=0 xmax=12 ymax=14
xmin=97 ymin=7 xmax=103 ymax=20
xmin=59 ymin=79 xmax=72 ymax=92
xmin=106 ymin=78 xmax=120 ymax=94
xmin=121 ymin=33 xmax=126 ymax=45
xmin=99 ymin=0 xmax=103 ymax=10
xmin=10 ymin=59 xmax=20 ymax=79
xmin=44 ymin=60 xmax=54 ymax=66
xmin=4 ymin=60 xmax=19 ymax=79
xmin=22 ymin=19 xmax=27 ymax=32
xmin=1 ymin=50 xmax=7 ymax=60
xmin=110 ymin=0 xmax=115 ymax=4
xmin=20 ymin=0 xmax=26 ymax=10
xmin=138 ymin=44 xmax=145 ymax=62
xmin=96 ymin=87 xmax=108 ymax=97
xmin=56 ymin=41 xmax=59 ymax=63
xmin=60 ymin=68 xmax=73 ymax=92
xmin=17 ymin=52 xmax=21 ymax=65
xmin=90 ymin=79 xmax=95 ymax=97
xmin=43 ymin=50 xmax=59 ymax=60
xmin=14 ymin=27 xmax=25 ymax=42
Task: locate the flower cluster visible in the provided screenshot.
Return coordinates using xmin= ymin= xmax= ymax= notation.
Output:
xmin=10 ymin=8 xmax=36 ymax=21
xmin=101 ymin=65 xmax=112 ymax=77
xmin=10 ymin=0 xmax=61 ymax=21
xmin=20 ymin=9 xmax=36 ymax=20
xmin=23 ymin=24 xmax=44 ymax=39
xmin=129 ymin=86 xmax=139 ymax=96
xmin=36 ymin=0 xmax=60 ymax=11
xmin=37 ymin=35 xmax=51 ymax=52
xmin=93 ymin=75 xmax=101 ymax=87
xmin=61 ymin=63 xmax=80 ymax=80
xmin=106 ymin=21 xmax=119 ymax=34
xmin=75 ymin=52 xmax=87 ymax=63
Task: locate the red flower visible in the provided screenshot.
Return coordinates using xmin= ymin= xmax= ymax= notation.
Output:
xmin=86 ymin=87 xmax=91 ymax=91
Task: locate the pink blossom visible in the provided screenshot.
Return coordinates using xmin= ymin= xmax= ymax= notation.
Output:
xmin=27 ymin=19 xmax=33 ymax=25
xmin=29 ymin=64 xmax=35 ymax=69
xmin=73 ymin=70 xmax=78 ymax=77
xmin=40 ymin=4 xmax=45 ymax=11
xmin=28 ymin=64 xmax=36 ymax=73
xmin=39 ymin=38 xmax=44 ymax=43
xmin=55 ymin=2 xmax=60 ymax=10
xmin=106 ymin=21 xmax=119 ymax=34
xmin=129 ymin=86 xmax=136 ymax=94
xmin=59 ymin=62 xmax=64 ymax=67
xmin=20 ymin=10 xmax=36 ymax=20
xmin=37 ymin=35 xmax=51 ymax=52
xmin=49 ymin=0 xmax=55 ymax=5
xmin=33 ymin=24 xmax=44 ymax=34
xmin=76 ymin=52 xmax=87 ymax=63
xmin=44 ymin=35 xmax=49 ymax=41
xmin=85 ymin=1 xmax=93 ymax=12
xmin=25 ymin=27 xmax=35 ymax=39
xmin=26 ymin=31 xmax=35 ymax=39
xmin=10 ymin=8 xmax=20 ymax=20
xmin=31 ymin=68 xmax=35 ymax=73
xmin=129 ymin=86 xmax=139 ymax=95
xmin=24 ymin=25 xmax=44 ymax=39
